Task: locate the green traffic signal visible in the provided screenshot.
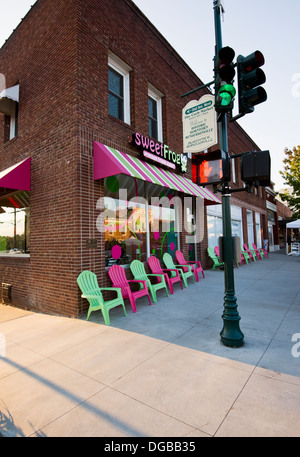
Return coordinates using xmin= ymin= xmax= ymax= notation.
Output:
xmin=219 ymin=84 xmax=236 ymax=106
xmin=214 ymin=46 xmax=236 ymax=118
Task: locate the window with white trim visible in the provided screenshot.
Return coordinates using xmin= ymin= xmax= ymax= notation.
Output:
xmin=108 ymin=54 xmax=131 ymax=124
xmin=148 ymin=85 xmax=163 ymax=142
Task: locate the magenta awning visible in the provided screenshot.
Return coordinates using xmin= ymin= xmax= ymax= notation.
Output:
xmin=93 ymin=142 xmax=220 ymax=205
xmin=0 ymin=157 xmax=31 ymax=192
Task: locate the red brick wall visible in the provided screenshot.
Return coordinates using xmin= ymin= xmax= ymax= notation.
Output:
xmin=277 ymin=200 xmax=293 ymax=219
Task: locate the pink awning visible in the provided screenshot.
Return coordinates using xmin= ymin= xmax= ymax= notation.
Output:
xmin=94 ymin=142 xmax=220 ymax=205
xmin=0 ymin=157 xmax=31 ymax=192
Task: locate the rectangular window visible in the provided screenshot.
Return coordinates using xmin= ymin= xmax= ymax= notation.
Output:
xmin=247 ymin=210 xmax=254 ymax=247
xmin=255 ymin=212 xmax=262 ymax=248
xmin=0 ymin=191 xmax=30 ymax=254
xmin=108 ymin=67 xmax=124 ymax=120
xmin=148 ymin=96 xmax=158 ymax=140
xmin=104 ymin=177 xmax=146 ymax=266
xmin=108 ymin=54 xmax=131 ymax=124
xmin=148 ymin=85 xmax=163 ymax=142
xmin=3 ymin=105 xmax=18 ymax=142
xmin=103 ymin=177 xmax=179 ymax=266
xmin=148 ymin=185 xmax=178 ymax=260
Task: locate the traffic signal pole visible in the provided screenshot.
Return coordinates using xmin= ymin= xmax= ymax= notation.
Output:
xmin=213 ymin=1 xmax=244 ymax=347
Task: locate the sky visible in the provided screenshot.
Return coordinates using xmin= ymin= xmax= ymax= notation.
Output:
xmin=0 ymin=0 xmax=299 ymax=191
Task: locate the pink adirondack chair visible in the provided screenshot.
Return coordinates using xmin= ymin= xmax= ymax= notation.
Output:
xmin=108 ymin=265 xmax=152 ymax=312
xmin=243 ymin=243 xmax=255 ymax=262
xmin=240 ymin=252 xmax=246 ymax=265
xmin=250 ymin=243 xmax=262 ymax=260
xmin=148 ymin=256 xmax=183 ymax=294
xmin=175 ymin=250 xmax=205 ymax=281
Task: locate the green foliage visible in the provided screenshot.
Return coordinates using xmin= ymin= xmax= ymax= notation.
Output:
xmin=279 ymin=145 xmax=300 ymax=218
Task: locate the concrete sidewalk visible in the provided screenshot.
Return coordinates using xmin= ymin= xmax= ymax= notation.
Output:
xmin=0 ymin=250 xmax=300 ymax=437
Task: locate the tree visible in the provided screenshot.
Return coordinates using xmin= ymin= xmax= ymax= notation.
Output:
xmin=279 ymin=145 xmax=300 ymax=218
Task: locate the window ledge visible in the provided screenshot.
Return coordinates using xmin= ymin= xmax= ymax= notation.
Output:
xmin=108 ymin=114 xmax=132 ymax=130
xmin=0 ymin=253 xmax=30 ymax=258
xmin=4 ymin=136 xmax=18 ymax=147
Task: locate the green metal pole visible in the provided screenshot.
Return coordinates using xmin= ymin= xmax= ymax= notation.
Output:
xmin=213 ymin=1 xmax=244 ymax=347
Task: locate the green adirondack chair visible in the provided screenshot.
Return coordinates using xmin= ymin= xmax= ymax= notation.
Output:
xmin=241 ymin=249 xmax=250 ymax=264
xmin=207 ymin=247 xmax=224 ymax=270
xmin=162 ymin=252 xmax=194 ymax=288
xmin=130 ymin=259 xmax=168 ymax=303
xmin=77 ymin=271 xmax=127 ymax=324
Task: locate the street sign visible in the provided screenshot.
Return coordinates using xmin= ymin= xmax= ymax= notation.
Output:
xmin=182 ymin=94 xmax=217 ymax=154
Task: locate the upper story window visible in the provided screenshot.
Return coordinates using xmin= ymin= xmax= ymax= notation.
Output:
xmin=7 ymin=104 xmax=18 ymax=140
xmin=148 ymin=85 xmax=163 ymax=142
xmin=108 ymin=54 xmax=131 ymax=124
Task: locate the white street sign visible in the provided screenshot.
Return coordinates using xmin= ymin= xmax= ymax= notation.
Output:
xmin=182 ymin=94 xmax=217 ymax=154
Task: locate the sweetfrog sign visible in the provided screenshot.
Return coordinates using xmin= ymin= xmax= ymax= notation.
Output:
xmin=182 ymin=94 xmax=217 ymax=154
xmin=131 ymin=132 xmax=188 ymax=173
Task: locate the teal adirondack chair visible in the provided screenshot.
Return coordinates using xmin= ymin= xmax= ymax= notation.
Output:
xmin=207 ymin=247 xmax=224 ymax=270
xmin=162 ymin=252 xmax=194 ymax=288
xmin=130 ymin=259 xmax=169 ymax=303
xmin=77 ymin=271 xmax=127 ymax=324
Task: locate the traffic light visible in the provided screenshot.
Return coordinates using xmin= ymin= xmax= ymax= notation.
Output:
xmin=214 ymin=46 xmax=236 ymax=118
xmin=192 ymin=149 xmax=230 ymax=186
xmin=241 ymin=150 xmax=270 ymax=187
xmin=237 ymin=51 xmax=267 ymax=115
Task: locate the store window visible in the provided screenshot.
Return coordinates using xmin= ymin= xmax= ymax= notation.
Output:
xmin=186 ymin=204 xmax=197 ymax=261
xmin=103 ymin=176 xmax=179 ymax=266
xmin=148 ymin=183 xmax=178 ymax=260
xmin=255 ymin=212 xmax=262 ymax=248
xmin=207 ymin=204 xmax=243 ymax=250
xmin=148 ymin=85 xmax=163 ymax=142
xmin=108 ymin=54 xmax=131 ymax=124
xmin=207 ymin=214 xmax=223 ymax=249
xmin=267 ymin=210 xmax=275 ymax=251
xmin=0 ymin=191 xmax=30 ymax=254
xmin=247 ymin=210 xmax=254 ymax=247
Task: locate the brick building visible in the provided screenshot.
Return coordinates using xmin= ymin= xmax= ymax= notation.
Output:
xmin=0 ymin=0 xmax=269 ymax=317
